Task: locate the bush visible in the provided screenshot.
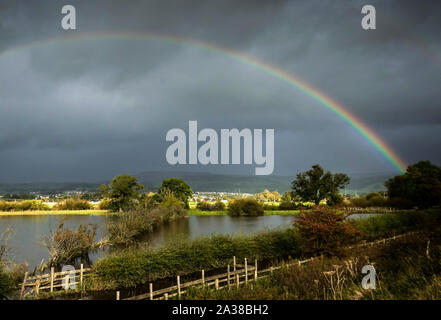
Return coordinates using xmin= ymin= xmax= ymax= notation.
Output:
xmin=54 ymin=198 xmax=93 ymax=210
xmin=41 ymin=223 xmax=98 ymax=266
xmin=196 ymin=201 xmax=226 ymax=211
xmin=294 ymin=206 xmax=363 ymax=257
xmin=107 ymin=202 xmax=187 ymax=245
xmin=227 ymin=199 xmax=264 ymax=216
xmin=348 ymin=193 xmax=389 ymax=208
xmin=196 ymin=201 xmax=212 ymax=211
xmin=98 ymin=198 xmax=112 ymax=210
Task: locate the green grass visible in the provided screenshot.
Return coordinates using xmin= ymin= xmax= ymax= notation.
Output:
xmin=263 ymin=210 xmax=300 ymax=215
xmin=188 ymin=209 xmax=227 ymax=215
xmin=0 ymin=210 xmax=109 ymax=216
xmin=188 ymin=209 xmax=299 ymax=216
xmin=184 ymin=226 xmax=441 ymax=300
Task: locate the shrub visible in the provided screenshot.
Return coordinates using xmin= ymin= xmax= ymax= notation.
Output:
xmin=212 ymin=201 xmax=226 ymax=211
xmin=196 ymin=201 xmax=226 ymax=211
xmin=107 ymin=203 xmax=187 ymax=245
xmin=227 ymin=199 xmax=264 ymax=216
xmin=348 ymin=193 xmax=389 ymax=208
xmin=41 ymin=223 xmax=98 ymax=266
xmin=196 ymin=201 xmax=212 ymax=211
xmin=294 ymin=206 xmax=363 ymax=257
xmin=98 ymin=198 xmax=112 ymax=210
xmin=54 ymin=198 xmax=93 ymax=210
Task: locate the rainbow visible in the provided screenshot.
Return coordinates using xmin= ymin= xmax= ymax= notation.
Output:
xmin=0 ymin=31 xmax=407 ymax=173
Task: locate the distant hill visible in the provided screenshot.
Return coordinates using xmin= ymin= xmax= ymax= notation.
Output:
xmin=136 ymin=171 xmax=396 ymax=195
xmin=0 ymin=171 xmax=396 ymax=195
xmin=136 ymin=171 xmax=292 ymax=194
xmin=0 ymin=182 xmax=101 ymax=194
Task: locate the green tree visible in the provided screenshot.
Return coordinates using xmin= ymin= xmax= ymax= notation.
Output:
xmin=99 ymin=174 xmax=144 ymax=212
xmin=157 ymin=178 xmax=193 ymax=209
xmin=385 ymin=160 xmax=441 ymax=208
xmin=291 ymin=164 xmax=350 ymax=205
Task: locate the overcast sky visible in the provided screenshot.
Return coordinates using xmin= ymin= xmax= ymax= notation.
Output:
xmin=0 ymin=0 xmax=440 ymax=182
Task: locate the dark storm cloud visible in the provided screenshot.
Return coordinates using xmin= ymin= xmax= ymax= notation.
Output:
xmin=0 ymin=0 xmax=440 ymax=182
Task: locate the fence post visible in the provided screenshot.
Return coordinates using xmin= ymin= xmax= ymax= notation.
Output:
xmin=149 ymin=283 xmax=153 ymax=300
xmin=202 ymin=270 xmax=205 ymax=286
xmin=36 ymin=277 xmax=40 ymax=297
xmin=254 ymin=259 xmax=258 ymax=281
xmin=20 ymin=271 xmax=29 ymax=300
xmin=80 ymin=264 xmax=84 ymax=287
xmin=50 ymin=267 xmax=54 ymax=293
xmin=270 ymin=266 xmax=273 ymax=274
xmin=177 ymin=276 xmax=181 ymax=299
xmin=236 ymin=274 xmax=239 ymax=288
xmin=227 ymin=265 xmax=231 ymax=289
xmin=215 ymin=279 xmax=219 ymax=290
xmin=116 ymin=291 xmax=120 ymax=300
xmin=244 ymin=258 xmax=248 ymax=285
xmin=164 ymin=293 xmax=168 ymax=300
xmin=233 ymin=256 xmax=236 ymax=273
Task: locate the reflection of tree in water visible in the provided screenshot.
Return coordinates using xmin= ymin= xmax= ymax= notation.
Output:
xmin=144 ymin=217 xmax=191 ymax=247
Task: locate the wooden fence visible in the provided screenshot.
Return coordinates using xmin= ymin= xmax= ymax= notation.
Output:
xmin=343 ymin=207 xmax=401 ymax=214
xmin=120 ymin=231 xmax=417 ymax=301
xmin=19 ymin=230 xmax=416 ymax=300
xmin=20 ymin=264 xmax=92 ymax=299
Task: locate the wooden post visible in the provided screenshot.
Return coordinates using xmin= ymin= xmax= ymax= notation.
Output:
xmin=177 ymin=276 xmax=181 ymax=299
xmin=20 ymin=272 xmax=29 ymax=300
xmin=254 ymin=259 xmax=258 ymax=281
xmin=227 ymin=265 xmax=231 ymax=289
xmin=50 ymin=267 xmax=54 ymax=293
xmin=215 ymin=279 xmax=219 ymax=290
xmin=244 ymin=258 xmax=248 ymax=285
xmin=233 ymin=256 xmax=236 ymax=273
xmin=80 ymin=264 xmax=84 ymax=287
xmin=236 ymin=274 xmax=239 ymax=288
xmin=65 ymin=273 xmax=69 ymax=291
xmin=116 ymin=291 xmax=120 ymax=300
xmin=164 ymin=293 xmax=168 ymax=300
xmin=36 ymin=278 xmax=40 ymax=297
xmin=149 ymin=283 xmax=153 ymax=300
xmin=270 ymin=266 xmax=273 ymax=274
xmin=202 ymin=270 xmax=205 ymax=286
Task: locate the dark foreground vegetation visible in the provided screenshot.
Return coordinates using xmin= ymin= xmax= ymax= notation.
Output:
xmin=184 ymin=227 xmax=441 ymax=300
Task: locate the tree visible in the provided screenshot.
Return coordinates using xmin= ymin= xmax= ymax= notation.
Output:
xmin=294 ymin=206 xmax=363 ymax=256
xmin=157 ymin=178 xmax=193 ymax=209
xmin=291 ymin=164 xmax=350 ymax=205
xmin=99 ymin=174 xmax=144 ymax=212
xmin=385 ymin=160 xmax=441 ymax=208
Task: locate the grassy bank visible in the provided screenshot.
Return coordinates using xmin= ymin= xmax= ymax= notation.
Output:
xmin=184 ymin=226 xmax=441 ymax=300
xmin=91 ymin=209 xmax=441 ymax=291
xmin=0 ymin=210 xmax=109 ymax=216
xmin=354 ymin=208 xmax=441 ymax=240
xmin=92 ymin=228 xmax=299 ymax=290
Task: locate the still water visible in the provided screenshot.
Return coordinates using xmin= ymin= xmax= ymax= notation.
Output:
xmin=0 ymin=215 xmax=295 ymax=270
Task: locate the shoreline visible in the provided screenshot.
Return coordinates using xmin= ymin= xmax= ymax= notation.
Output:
xmin=188 ymin=209 xmax=300 ymax=216
xmin=0 ymin=210 xmax=110 ymax=216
